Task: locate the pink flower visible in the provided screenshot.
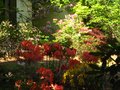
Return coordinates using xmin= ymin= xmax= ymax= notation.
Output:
xmin=79 ymin=27 xmax=92 ymax=33
xmin=58 ymin=20 xmax=63 ymax=24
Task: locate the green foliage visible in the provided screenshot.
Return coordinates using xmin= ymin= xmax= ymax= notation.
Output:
xmin=51 ymin=0 xmax=120 ymax=42
xmin=18 ymin=23 xmax=50 ymax=44
xmin=0 ymin=21 xmax=22 ymax=56
xmin=73 ymin=2 xmax=91 ymax=18
xmin=53 ymin=14 xmax=98 ymax=57
xmin=50 ymin=0 xmax=71 ymax=7
xmin=0 ymin=21 xmax=50 ymax=56
xmin=74 ymin=0 xmax=120 ymax=42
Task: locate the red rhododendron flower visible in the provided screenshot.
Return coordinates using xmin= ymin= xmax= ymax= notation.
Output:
xmin=61 ymin=64 xmax=69 ymax=71
xmin=82 ymin=51 xmax=98 ymax=62
xmin=66 ymin=48 xmax=76 ymax=57
xmin=36 ymin=67 xmax=54 ymax=84
xmin=22 ymin=52 xmax=32 ymax=60
xmin=33 ymin=45 xmax=41 ymax=54
xmin=21 ymin=40 xmax=33 ymax=49
xmin=34 ymin=54 xmax=44 ymax=61
xmin=40 ymin=83 xmax=52 ymax=90
xmin=53 ymin=50 xmax=63 ymax=59
xmin=43 ymin=43 xmax=51 ymax=55
xmin=17 ymin=40 xmax=44 ymax=62
xmin=15 ymin=80 xmax=22 ymax=90
xmin=69 ymin=59 xmax=80 ymax=68
xmin=52 ymin=43 xmax=62 ymax=50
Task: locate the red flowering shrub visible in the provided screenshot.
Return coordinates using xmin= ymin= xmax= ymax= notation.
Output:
xmin=36 ymin=67 xmax=54 ymax=84
xmin=43 ymin=43 xmax=51 ymax=55
xmin=65 ymin=48 xmax=76 ymax=57
xmin=15 ymin=67 xmax=64 ymax=90
xmin=68 ymin=59 xmax=80 ymax=69
xmin=15 ymin=80 xmax=22 ymax=90
xmin=53 ymin=50 xmax=63 ymax=59
xmin=56 ymin=59 xmax=80 ymax=73
xmin=52 ymin=43 xmax=62 ymax=51
xmin=43 ymin=42 xmax=76 ymax=60
xmin=43 ymin=43 xmax=63 ymax=58
xmin=82 ymin=51 xmax=98 ymax=62
xmin=16 ymin=40 xmax=44 ymax=62
xmin=15 ymin=41 xmax=82 ymax=90
xmin=21 ymin=40 xmax=33 ymax=50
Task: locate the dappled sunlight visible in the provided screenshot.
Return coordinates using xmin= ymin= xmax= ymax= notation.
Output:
xmin=0 ymin=0 xmax=120 ymax=90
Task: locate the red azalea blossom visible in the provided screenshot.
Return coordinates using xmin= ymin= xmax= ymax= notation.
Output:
xmin=66 ymin=48 xmax=76 ymax=57
xmin=61 ymin=64 xmax=69 ymax=71
xmin=82 ymin=51 xmax=98 ymax=62
xmin=40 ymin=83 xmax=52 ymax=90
xmin=33 ymin=45 xmax=41 ymax=53
xmin=69 ymin=59 xmax=80 ymax=68
xmin=22 ymin=52 xmax=32 ymax=60
xmin=21 ymin=40 xmax=33 ymax=49
xmin=52 ymin=43 xmax=62 ymax=50
xmin=36 ymin=67 xmax=54 ymax=84
xmin=17 ymin=40 xmax=44 ymax=61
xmin=53 ymin=50 xmax=63 ymax=59
xmin=43 ymin=43 xmax=51 ymax=55
xmin=15 ymin=80 xmax=22 ymax=90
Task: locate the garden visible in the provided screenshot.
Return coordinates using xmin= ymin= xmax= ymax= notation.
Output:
xmin=0 ymin=0 xmax=120 ymax=90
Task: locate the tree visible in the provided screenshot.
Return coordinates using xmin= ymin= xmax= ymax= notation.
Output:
xmin=50 ymin=0 xmax=120 ymax=42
